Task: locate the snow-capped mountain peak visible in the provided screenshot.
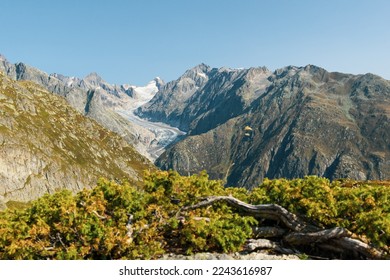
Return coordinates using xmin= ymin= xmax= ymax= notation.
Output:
xmin=126 ymin=78 xmax=162 ymax=109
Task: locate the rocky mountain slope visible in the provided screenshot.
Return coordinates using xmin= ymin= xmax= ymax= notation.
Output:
xmin=0 ymin=72 xmax=154 ymax=206
xmin=146 ymin=65 xmax=390 ymax=187
xmin=2 ymin=53 xmax=389 ymax=189
xmin=0 ymin=55 xmax=175 ymax=161
xmin=136 ymin=63 xmax=271 ymax=134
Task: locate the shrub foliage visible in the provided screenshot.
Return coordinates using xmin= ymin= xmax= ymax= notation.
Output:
xmin=0 ymin=171 xmax=389 ymax=259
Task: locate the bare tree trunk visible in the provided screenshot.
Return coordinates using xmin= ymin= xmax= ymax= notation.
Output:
xmin=179 ymin=196 xmax=386 ymax=259
xmin=181 ymin=196 xmax=304 ymax=230
xmin=283 ymin=227 xmax=350 ymax=245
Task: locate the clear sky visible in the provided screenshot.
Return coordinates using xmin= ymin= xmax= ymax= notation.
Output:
xmin=1 ymin=0 xmax=389 ymax=85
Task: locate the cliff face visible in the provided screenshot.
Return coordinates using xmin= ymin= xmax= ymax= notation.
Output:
xmin=156 ymin=65 xmax=390 ymax=187
xmin=0 ymin=73 xmax=154 ymax=205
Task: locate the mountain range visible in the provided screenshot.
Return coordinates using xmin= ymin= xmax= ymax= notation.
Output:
xmin=0 ymin=54 xmax=171 ymax=161
xmin=138 ymin=64 xmax=390 ymax=187
xmin=1 ymin=53 xmax=389 ymax=204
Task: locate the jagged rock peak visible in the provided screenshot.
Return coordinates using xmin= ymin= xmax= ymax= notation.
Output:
xmin=84 ymin=72 xmax=104 ymax=83
xmin=273 ymin=64 xmax=329 ymax=79
xmin=182 ymin=63 xmax=212 ymax=79
xmin=302 ymin=64 xmax=329 ymax=76
xmin=248 ymin=66 xmax=269 ymax=72
xmin=51 ymin=73 xmax=67 ymax=80
xmin=273 ymin=65 xmax=301 ymax=77
xmin=216 ymin=65 xmax=257 ymax=73
xmin=299 ymin=64 xmax=332 ymax=83
xmin=303 ymin=64 xmax=326 ymax=72
xmin=190 ymin=63 xmax=211 ymax=72
xmin=153 ymin=77 xmax=165 ymax=89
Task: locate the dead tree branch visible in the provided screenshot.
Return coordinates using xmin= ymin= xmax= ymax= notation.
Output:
xmin=179 ymin=195 xmax=385 ymax=259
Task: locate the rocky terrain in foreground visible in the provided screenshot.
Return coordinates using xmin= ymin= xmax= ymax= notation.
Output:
xmin=160 ymin=251 xmax=299 ymax=260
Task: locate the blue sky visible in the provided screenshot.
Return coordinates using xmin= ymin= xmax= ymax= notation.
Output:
xmin=1 ymin=0 xmax=389 ymax=85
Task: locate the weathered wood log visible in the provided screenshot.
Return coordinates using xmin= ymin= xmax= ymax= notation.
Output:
xmin=252 ymin=226 xmax=287 ymax=238
xmin=180 ymin=196 xmax=305 ymax=231
xmin=331 ymin=237 xmax=384 ymax=260
xmin=179 ymin=195 xmax=386 ymax=259
xmin=317 ymin=243 xmax=345 ymax=254
xmin=283 ymin=227 xmax=351 ymax=245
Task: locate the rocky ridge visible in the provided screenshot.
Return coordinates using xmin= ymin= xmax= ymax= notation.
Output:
xmin=136 ymin=63 xmax=272 ymax=134
xmin=146 ymin=64 xmax=390 ymax=187
xmin=0 ymin=55 xmax=171 ymax=161
xmin=2 ymin=54 xmax=389 ymax=189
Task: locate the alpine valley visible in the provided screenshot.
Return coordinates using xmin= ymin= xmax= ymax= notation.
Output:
xmin=0 ymin=54 xmax=389 ymax=206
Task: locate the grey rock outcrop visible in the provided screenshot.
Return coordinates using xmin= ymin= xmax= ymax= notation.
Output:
xmin=160 ymin=251 xmax=299 ymax=260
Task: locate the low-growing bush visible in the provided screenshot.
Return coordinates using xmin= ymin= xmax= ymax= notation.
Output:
xmin=0 ymin=171 xmax=388 ymax=259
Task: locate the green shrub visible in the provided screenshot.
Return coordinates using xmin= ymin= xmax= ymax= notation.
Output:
xmin=0 ymin=171 xmax=388 ymax=259
xmin=250 ymin=177 xmax=389 ymax=250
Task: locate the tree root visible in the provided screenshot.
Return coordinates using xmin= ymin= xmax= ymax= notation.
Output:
xmin=179 ymin=195 xmax=386 ymax=259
